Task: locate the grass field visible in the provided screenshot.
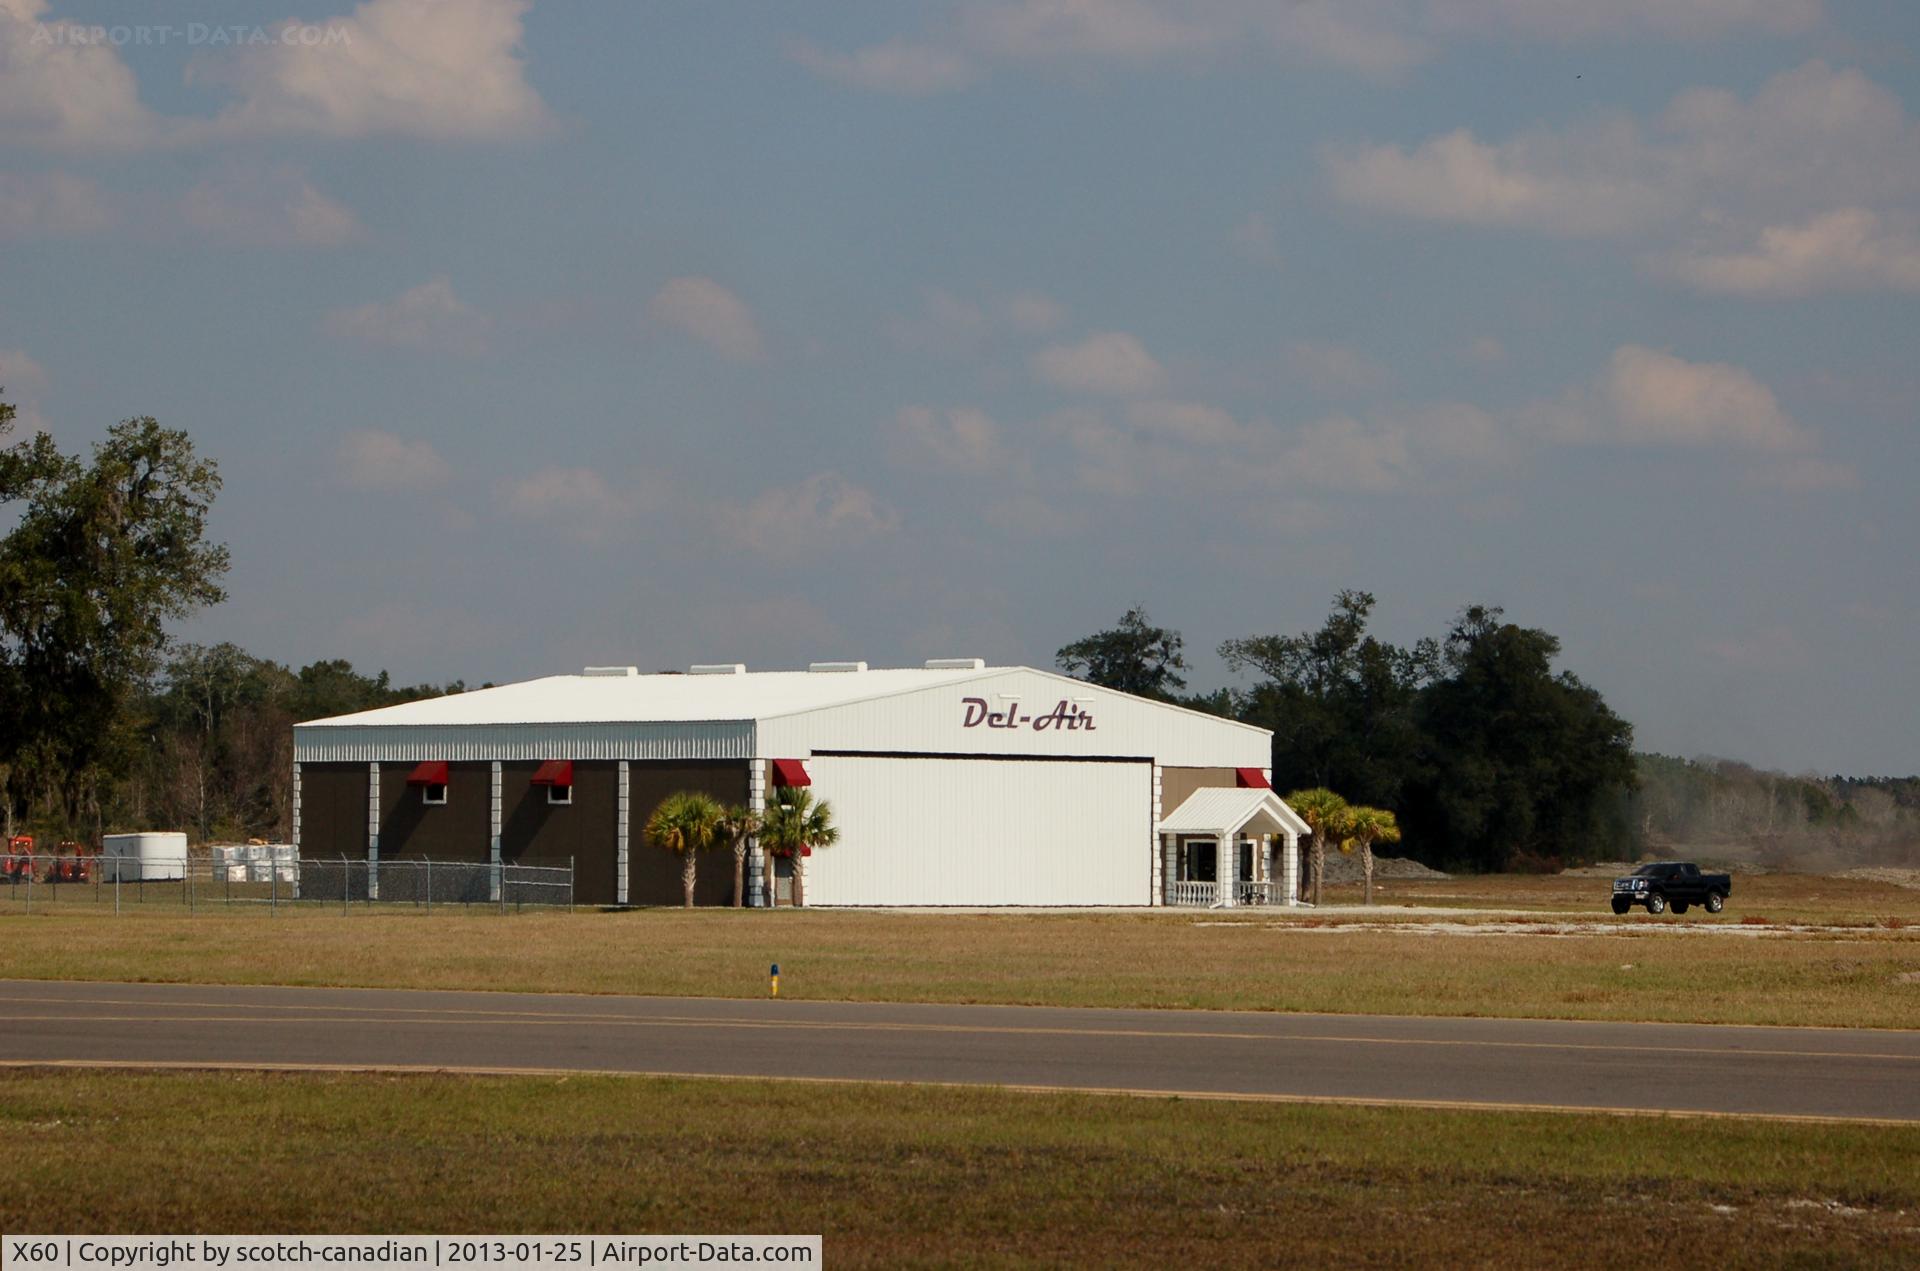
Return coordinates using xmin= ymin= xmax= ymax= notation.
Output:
xmin=3 ymin=1069 xmax=1915 ymax=1267
xmin=2 ymin=872 xmax=1916 ymax=1028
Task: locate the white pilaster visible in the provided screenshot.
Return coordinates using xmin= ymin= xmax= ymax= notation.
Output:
xmin=747 ymin=761 xmax=767 ymax=907
xmin=489 ymin=761 xmax=503 ymax=902
xmin=1149 ymin=764 xmax=1163 ymax=905
xmin=1217 ymin=829 xmax=1235 ymax=906
xmin=1283 ymin=831 xmax=1300 ymax=906
xmin=366 ymin=762 xmax=380 ymax=899
xmin=616 ymin=760 xmax=630 ymax=906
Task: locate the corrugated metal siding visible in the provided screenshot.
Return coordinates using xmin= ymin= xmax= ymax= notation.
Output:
xmin=758 ymin=668 xmax=1267 ymax=770
xmin=805 ymin=755 xmax=1152 ymax=906
xmin=292 ymin=721 xmax=755 ymax=764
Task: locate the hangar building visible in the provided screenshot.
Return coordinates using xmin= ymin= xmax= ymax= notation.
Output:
xmin=291 ymin=660 xmax=1307 ymax=908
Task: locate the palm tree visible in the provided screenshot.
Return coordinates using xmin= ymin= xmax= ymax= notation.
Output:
xmin=1341 ymin=805 xmax=1401 ymax=906
xmin=759 ymin=787 xmax=839 ymax=908
xmin=644 ymin=791 xmax=724 ymax=908
xmin=1284 ymin=787 xmax=1350 ymax=908
xmin=717 ymin=803 xmax=759 ymax=908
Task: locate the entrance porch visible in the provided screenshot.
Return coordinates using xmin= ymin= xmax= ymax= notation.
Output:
xmin=1157 ymin=786 xmax=1308 ymax=908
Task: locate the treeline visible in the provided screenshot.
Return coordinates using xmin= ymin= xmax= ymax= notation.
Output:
xmin=1627 ymin=754 xmax=1920 ymax=870
xmin=1059 ymin=595 xmax=1639 ymax=872
xmin=0 ymin=397 xmax=468 ymax=846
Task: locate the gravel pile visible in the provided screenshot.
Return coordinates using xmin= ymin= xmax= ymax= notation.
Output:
xmin=1318 ymin=853 xmax=1451 ymax=884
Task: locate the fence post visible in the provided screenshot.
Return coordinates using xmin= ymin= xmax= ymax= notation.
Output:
xmin=187 ymin=857 xmax=195 ymax=915
xmin=23 ymin=863 xmax=30 ymax=914
xmin=499 ymin=862 xmax=506 ymax=916
xmin=114 ymin=863 xmax=120 ymax=915
xmin=425 ymin=857 xmax=432 ymax=914
xmin=342 ymin=853 xmax=350 ymax=911
xmin=570 ymin=856 xmax=575 ymax=915
xmin=270 ymin=856 xmax=278 ymax=914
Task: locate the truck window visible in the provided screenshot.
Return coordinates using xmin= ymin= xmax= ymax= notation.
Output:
xmin=1680 ymin=864 xmax=1698 ymax=877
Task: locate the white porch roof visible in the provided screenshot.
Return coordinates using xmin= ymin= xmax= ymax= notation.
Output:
xmin=1159 ymin=787 xmax=1309 ymax=840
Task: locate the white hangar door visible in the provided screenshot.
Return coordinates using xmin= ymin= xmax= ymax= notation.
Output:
xmin=803 ymin=755 xmax=1151 ymax=906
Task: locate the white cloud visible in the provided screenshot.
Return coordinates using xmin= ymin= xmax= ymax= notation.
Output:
xmin=1463 ymin=336 xmax=1508 ymax=366
xmin=648 ymin=276 xmax=763 ymax=362
xmin=1424 ymin=0 xmax=1822 ymax=40
xmin=1326 ymin=124 xmax=1663 ymax=237
xmin=1328 ymin=61 xmax=1920 ymax=251
xmin=1288 ymin=341 xmax=1393 ymax=397
xmin=728 ymin=473 xmax=900 ymax=556
xmin=1125 ymin=399 xmax=1245 ymax=445
xmin=1667 ymin=208 xmax=1920 ymax=298
xmin=323 ymin=277 xmax=490 ymax=356
xmin=786 ymin=37 xmax=976 ymax=94
xmin=1032 ymin=331 xmax=1167 ymax=396
xmin=889 ymin=405 xmax=1016 ymax=475
xmin=0 ymin=0 xmax=158 ymax=148
xmin=0 ymin=169 xmax=111 ymax=236
xmin=336 ymin=429 xmax=450 ymax=492
xmin=192 ymin=0 xmax=552 ymax=141
xmin=890 ymin=288 xmax=1066 ymax=354
xmin=1230 ymin=211 xmax=1282 ymax=267
xmin=797 ymin=0 xmax=1425 ymax=94
xmin=1532 ymin=345 xmax=1811 ymax=452
xmin=1005 ymin=290 xmax=1067 ymax=334
xmin=1277 ymin=415 xmax=1415 ymax=492
xmin=503 ymin=466 xmax=638 ymax=540
xmin=0 ymin=346 xmax=52 ymax=436
xmin=182 ymin=164 xmax=360 ymax=247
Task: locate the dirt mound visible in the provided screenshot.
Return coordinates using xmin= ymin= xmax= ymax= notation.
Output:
xmin=1320 ymin=854 xmax=1450 ymax=883
xmin=1838 ymin=867 xmax=1920 ymax=890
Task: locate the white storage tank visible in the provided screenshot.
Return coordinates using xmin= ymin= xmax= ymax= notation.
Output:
xmin=102 ymin=831 xmax=188 ymax=881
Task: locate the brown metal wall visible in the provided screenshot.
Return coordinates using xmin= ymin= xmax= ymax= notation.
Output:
xmin=378 ymin=762 xmax=492 ymax=862
xmin=499 ymin=761 xmax=619 ymax=905
xmin=300 ymin=763 xmax=368 ymax=857
xmin=1160 ymin=766 xmax=1237 ymax=814
xmin=627 ymin=761 xmax=751 ymax=907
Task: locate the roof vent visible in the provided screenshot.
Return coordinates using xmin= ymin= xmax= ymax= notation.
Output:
xmin=690 ymin=663 xmax=746 ymax=675
xmin=924 ymin=658 xmax=986 ymax=670
xmin=582 ymin=666 xmax=639 ymax=677
xmin=808 ymin=660 xmax=867 ymax=673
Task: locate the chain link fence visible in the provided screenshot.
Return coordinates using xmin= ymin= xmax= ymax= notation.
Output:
xmin=0 ymin=852 xmax=573 ymax=914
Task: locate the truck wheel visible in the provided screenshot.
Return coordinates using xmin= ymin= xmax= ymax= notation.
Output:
xmin=1672 ymin=901 xmax=1689 ymax=914
xmin=1706 ymin=892 xmax=1725 ymax=914
xmin=1611 ymin=897 xmax=1630 ymax=915
xmin=1646 ymin=893 xmax=1667 ymax=915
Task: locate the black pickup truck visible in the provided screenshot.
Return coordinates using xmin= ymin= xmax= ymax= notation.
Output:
xmin=1610 ymin=862 xmax=1731 ymax=915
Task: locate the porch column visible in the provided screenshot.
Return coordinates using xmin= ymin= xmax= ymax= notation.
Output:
xmin=1282 ymin=830 xmax=1300 ymax=906
xmin=1160 ymin=833 xmax=1177 ymax=905
xmin=1216 ymin=828 xmax=1235 ymax=906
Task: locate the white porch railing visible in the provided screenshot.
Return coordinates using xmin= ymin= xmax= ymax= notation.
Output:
xmin=1236 ymin=881 xmax=1273 ymax=906
xmin=1167 ymin=880 xmax=1218 ymax=907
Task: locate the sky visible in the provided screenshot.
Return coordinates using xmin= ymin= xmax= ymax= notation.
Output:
xmin=1 ymin=0 xmax=1916 ymax=776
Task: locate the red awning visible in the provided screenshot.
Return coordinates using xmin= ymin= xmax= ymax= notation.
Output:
xmin=1235 ymin=767 xmax=1271 ymax=789
xmin=771 ymin=758 xmax=812 ymax=788
xmin=406 ymin=761 xmax=449 ymax=786
xmin=531 ymin=759 xmax=574 ymax=787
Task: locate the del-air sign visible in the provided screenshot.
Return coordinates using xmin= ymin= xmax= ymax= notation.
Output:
xmin=961 ymin=696 xmax=1096 ymax=733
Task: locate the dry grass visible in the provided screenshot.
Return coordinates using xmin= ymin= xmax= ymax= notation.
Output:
xmin=2 ymin=890 xmax=1916 ymax=1028
xmin=1323 ymin=869 xmax=1920 ymax=926
xmin=2 ymin=1069 xmax=1916 ymax=1268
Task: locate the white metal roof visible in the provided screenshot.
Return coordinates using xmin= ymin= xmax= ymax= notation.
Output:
xmin=297 ymin=666 xmax=1011 ymax=729
xmin=1159 ymin=787 xmax=1309 ymax=839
